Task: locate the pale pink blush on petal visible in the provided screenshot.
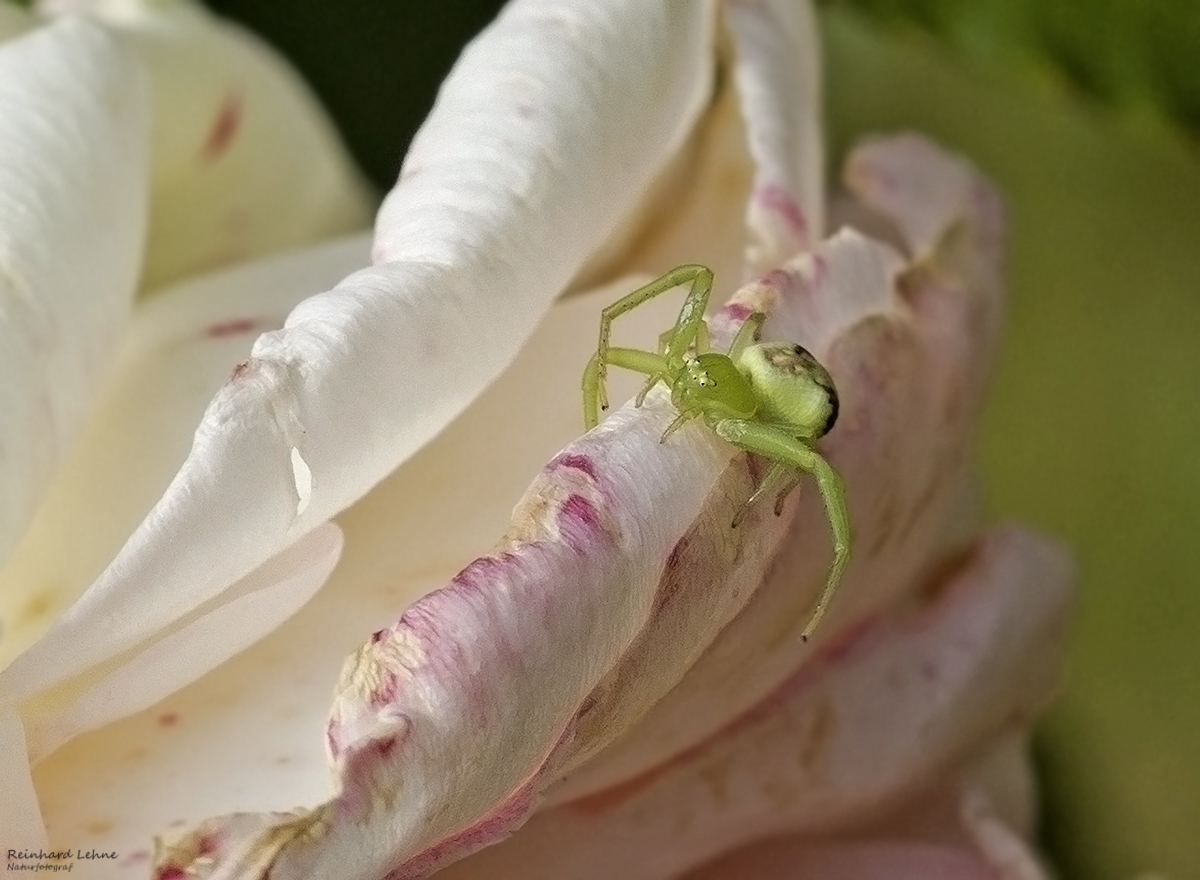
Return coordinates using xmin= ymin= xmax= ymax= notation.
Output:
xmin=552 ymin=135 xmax=1007 ymax=801
xmin=723 ymin=0 xmax=824 ymax=271
xmin=681 ymin=838 xmax=1003 ymax=880
xmin=427 ymin=527 xmax=1070 ymax=880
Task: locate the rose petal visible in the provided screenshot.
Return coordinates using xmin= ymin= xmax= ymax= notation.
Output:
xmin=24 ymin=522 xmax=343 ymax=763
xmin=26 ymin=276 xmax=680 ymax=877
xmin=39 ymin=0 xmax=374 ymax=289
xmin=568 ymin=62 xmax=751 ymax=304
xmin=546 ymin=229 xmax=906 ymax=791
xmin=553 ymin=133 xmax=1007 ymax=799
xmin=0 ymin=0 xmax=719 ymax=725
xmin=0 ymin=711 xmax=46 ymax=850
xmin=0 ymin=17 xmax=147 ymax=570
xmin=565 ymin=0 xmax=827 ymax=292
xmin=681 ymin=769 xmax=1052 ymax=880
xmin=422 ymin=527 xmax=1070 ymax=880
xmin=154 ymin=336 xmax=746 ymax=880
xmin=0 ymin=236 xmax=370 ymax=738
xmin=724 ymin=0 xmax=824 ymax=271
xmin=684 ymin=839 xmax=1005 ymax=880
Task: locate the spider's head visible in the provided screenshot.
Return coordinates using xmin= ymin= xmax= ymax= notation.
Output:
xmin=736 ymin=342 xmax=839 ymax=439
xmin=672 ymin=352 xmax=758 ymax=421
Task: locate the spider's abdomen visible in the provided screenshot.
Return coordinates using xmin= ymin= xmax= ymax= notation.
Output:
xmin=736 ymin=342 xmax=839 ymax=438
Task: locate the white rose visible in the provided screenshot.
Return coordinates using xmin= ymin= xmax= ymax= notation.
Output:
xmin=0 ymin=1 xmax=1072 ymax=878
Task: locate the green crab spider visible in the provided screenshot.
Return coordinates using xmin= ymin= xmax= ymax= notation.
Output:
xmin=581 ymin=264 xmax=850 ymax=641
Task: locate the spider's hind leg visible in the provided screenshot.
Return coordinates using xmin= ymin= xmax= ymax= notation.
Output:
xmin=713 ymin=419 xmax=850 ymax=642
xmin=731 ymin=461 xmax=799 ymax=528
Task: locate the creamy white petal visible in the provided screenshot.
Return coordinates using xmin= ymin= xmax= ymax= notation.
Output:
xmin=724 ymin=0 xmax=824 ymax=272
xmin=0 ymin=237 xmax=369 ymax=714
xmin=36 ymin=0 xmax=374 ymax=290
xmin=0 ymin=0 xmax=719 ymax=717
xmin=0 ymin=18 xmax=147 ymax=570
xmin=0 ymin=712 xmax=46 ymax=850
xmin=25 ymin=523 xmax=343 ymax=763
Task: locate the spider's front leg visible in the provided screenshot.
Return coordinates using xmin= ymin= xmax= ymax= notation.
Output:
xmin=583 ymin=348 xmax=669 ymax=428
xmin=584 ymin=265 xmax=715 ymax=427
xmin=712 ymin=419 xmax=850 ymax=642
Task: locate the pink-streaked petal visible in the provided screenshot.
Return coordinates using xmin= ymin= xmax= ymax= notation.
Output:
xmin=0 ymin=237 xmax=369 ymax=726
xmin=724 ymin=0 xmax=824 ymax=271
xmin=26 ymin=277 xmax=676 ymax=878
xmin=0 ymin=17 xmax=147 ymax=569
xmin=424 ymin=527 xmax=1070 ymax=880
xmin=543 ymin=234 xmax=904 ymax=788
xmin=40 ymin=0 xmax=374 ymax=289
xmin=0 ymin=0 xmax=718 ymax=726
xmin=554 ymin=134 xmax=1006 ymax=799
xmin=155 ymin=376 xmax=745 ymax=880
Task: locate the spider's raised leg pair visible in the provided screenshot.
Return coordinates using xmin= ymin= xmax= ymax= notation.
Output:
xmin=582 ymin=265 xmax=849 ymax=640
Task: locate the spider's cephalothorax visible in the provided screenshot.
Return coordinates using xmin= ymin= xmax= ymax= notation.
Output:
xmin=581 ymin=265 xmax=850 ymax=641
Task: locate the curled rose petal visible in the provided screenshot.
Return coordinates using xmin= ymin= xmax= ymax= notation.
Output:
xmin=24 ymin=276 xmax=678 ymax=869
xmin=424 ymin=527 xmax=1072 ymax=880
xmin=0 ymin=237 xmax=371 ymax=837
xmin=724 ymin=0 xmax=824 ymax=271
xmin=0 ymin=17 xmax=148 ymax=569
xmin=552 ymin=132 xmax=1005 ymax=799
xmin=0 ymin=236 xmax=370 ymax=676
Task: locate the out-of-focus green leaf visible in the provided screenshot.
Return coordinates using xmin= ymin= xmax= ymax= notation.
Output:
xmin=823 ymin=8 xmax=1200 ymax=879
xmin=826 ymin=0 xmax=1200 ymax=145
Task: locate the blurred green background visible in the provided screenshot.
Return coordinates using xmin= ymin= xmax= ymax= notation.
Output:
xmin=205 ymin=1 xmax=1200 ymax=876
